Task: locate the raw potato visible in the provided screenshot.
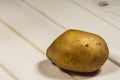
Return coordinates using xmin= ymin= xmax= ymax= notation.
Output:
xmin=46 ymin=29 xmax=109 ymax=73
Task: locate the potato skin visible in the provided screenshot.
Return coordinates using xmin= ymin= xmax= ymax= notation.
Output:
xmin=46 ymin=29 xmax=109 ymax=72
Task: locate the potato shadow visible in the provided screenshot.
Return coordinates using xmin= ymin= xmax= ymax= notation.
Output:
xmin=38 ymin=59 xmax=118 ymax=79
xmin=38 ymin=59 xmax=72 ymax=79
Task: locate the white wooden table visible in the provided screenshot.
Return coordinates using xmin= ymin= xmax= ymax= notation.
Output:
xmin=0 ymin=0 xmax=120 ymax=80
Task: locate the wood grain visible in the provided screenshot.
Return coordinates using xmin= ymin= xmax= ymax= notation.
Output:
xmin=0 ymin=0 xmax=120 ymax=80
xmin=72 ymin=0 xmax=120 ymax=29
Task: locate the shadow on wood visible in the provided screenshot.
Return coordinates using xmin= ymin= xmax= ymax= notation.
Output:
xmin=37 ymin=59 xmax=73 ymax=79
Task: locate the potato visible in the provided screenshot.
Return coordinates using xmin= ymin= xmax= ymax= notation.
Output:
xmin=46 ymin=29 xmax=109 ymax=72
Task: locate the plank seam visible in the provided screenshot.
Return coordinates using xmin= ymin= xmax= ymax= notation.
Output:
xmin=0 ymin=19 xmax=45 ymax=55
xmin=22 ymin=0 xmax=67 ymax=30
xmin=0 ymin=63 xmax=19 ymax=80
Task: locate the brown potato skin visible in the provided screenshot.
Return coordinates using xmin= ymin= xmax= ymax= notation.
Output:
xmin=46 ymin=29 xmax=109 ymax=72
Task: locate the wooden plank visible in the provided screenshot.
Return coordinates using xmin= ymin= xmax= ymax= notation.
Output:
xmin=0 ymin=0 xmax=65 ymax=52
xmin=71 ymin=0 xmax=120 ymax=29
xmin=0 ymin=0 xmax=119 ymax=80
xmin=0 ymin=21 xmax=73 ymax=80
xmin=23 ymin=0 xmax=120 ymax=65
xmin=0 ymin=65 xmax=15 ymax=80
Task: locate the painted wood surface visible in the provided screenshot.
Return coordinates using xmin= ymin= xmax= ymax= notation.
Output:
xmin=0 ymin=0 xmax=120 ymax=80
